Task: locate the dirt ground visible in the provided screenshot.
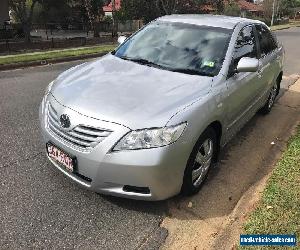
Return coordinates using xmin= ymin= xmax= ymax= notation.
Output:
xmin=161 ymin=78 xmax=300 ymax=250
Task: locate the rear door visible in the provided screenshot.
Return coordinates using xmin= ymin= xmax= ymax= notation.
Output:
xmin=255 ymin=24 xmax=280 ymax=98
xmin=224 ymin=25 xmax=262 ymax=135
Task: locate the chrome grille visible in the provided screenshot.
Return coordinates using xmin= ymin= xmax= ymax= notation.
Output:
xmin=47 ymin=103 xmax=112 ymax=149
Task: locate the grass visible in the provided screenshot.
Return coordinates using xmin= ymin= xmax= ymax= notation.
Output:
xmin=271 ymin=21 xmax=300 ymax=31
xmin=241 ymin=127 xmax=300 ymax=249
xmin=0 ymin=44 xmax=117 ymax=65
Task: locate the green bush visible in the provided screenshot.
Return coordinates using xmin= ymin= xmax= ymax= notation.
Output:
xmin=223 ymin=2 xmax=241 ymax=17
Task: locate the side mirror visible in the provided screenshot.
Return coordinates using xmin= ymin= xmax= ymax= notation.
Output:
xmin=118 ymin=36 xmax=127 ymax=45
xmin=236 ymin=57 xmax=259 ymax=73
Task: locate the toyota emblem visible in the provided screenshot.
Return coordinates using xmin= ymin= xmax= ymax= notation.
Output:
xmin=60 ymin=114 xmax=71 ymax=129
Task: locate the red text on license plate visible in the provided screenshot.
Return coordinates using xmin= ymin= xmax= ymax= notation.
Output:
xmin=47 ymin=144 xmax=74 ymax=172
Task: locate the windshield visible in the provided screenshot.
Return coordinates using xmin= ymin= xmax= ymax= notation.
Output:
xmin=114 ymin=21 xmax=232 ymax=77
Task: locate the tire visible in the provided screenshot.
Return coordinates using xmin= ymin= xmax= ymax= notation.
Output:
xmin=260 ymin=81 xmax=279 ymax=115
xmin=181 ymin=127 xmax=217 ymax=196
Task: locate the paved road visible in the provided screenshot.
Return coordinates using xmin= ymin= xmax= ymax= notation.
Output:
xmin=0 ymin=27 xmax=299 ymax=249
xmin=276 ymin=27 xmax=300 ymax=77
xmin=276 ymin=27 xmax=300 ymax=87
xmin=0 ymin=63 xmax=168 ymax=249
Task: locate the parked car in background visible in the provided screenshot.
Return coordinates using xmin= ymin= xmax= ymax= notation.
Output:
xmin=39 ymin=15 xmax=284 ymax=200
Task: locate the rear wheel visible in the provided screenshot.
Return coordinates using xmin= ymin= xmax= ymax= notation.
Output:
xmin=181 ymin=128 xmax=217 ymax=196
xmin=260 ymin=81 xmax=279 ymax=115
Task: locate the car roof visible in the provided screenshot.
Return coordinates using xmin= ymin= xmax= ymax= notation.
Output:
xmin=157 ymin=14 xmax=264 ymax=30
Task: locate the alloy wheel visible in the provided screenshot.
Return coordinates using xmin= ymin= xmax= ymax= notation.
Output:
xmin=268 ymin=84 xmax=278 ymax=109
xmin=192 ymin=139 xmax=214 ymax=187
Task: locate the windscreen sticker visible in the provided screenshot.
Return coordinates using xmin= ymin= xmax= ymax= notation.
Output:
xmin=203 ymin=61 xmax=215 ymax=68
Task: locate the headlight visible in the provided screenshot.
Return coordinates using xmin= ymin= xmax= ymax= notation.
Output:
xmin=44 ymin=80 xmax=55 ymax=95
xmin=113 ymin=123 xmax=187 ymax=151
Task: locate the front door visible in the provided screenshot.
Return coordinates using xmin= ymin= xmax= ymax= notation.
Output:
xmin=224 ymin=25 xmax=262 ymax=139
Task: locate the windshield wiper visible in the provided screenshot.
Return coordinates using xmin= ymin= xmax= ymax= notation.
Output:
xmin=119 ymin=56 xmax=214 ymax=76
xmin=170 ymin=68 xmax=214 ymax=77
xmin=119 ymin=56 xmax=165 ymax=69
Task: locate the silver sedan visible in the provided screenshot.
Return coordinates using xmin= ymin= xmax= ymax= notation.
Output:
xmin=39 ymin=15 xmax=284 ymax=200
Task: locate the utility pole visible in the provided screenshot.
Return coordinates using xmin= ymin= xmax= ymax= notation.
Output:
xmin=271 ymin=0 xmax=276 ymax=26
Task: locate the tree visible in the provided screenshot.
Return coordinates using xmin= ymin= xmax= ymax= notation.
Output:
xmin=277 ymin=0 xmax=300 ymax=17
xmin=156 ymin=0 xmax=205 ymax=15
xmin=212 ymin=0 xmax=225 ymax=13
xmin=157 ymin=0 xmax=178 ymax=15
xmin=117 ymin=0 xmax=205 ymax=23
xmin=177 ymin=0 xmax=207 ymax=14
xmin=223 ymin=1 xmax=241 ymax=16
xmin=117 ymin=0 xmax=160 ymax=23
xmin=38 ymin=0 xmax=72 ymax=25
xmin=84 ymin=0 xmax=106 ymax=37
xmin=9 ymin=0 xmax=40 ymax=42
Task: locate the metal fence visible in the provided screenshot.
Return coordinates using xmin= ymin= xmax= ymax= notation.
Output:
xmin=0 ymin=36 xmax=115 ymax=54
xmin=0 ymin=20 xmax=143 ymax=54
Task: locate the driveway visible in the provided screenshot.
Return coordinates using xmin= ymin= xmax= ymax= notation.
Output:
xmin=0 ymin=27 xmax=300 ymax=249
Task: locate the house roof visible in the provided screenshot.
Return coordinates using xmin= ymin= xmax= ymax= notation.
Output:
xmin=200 ymin=0 xmax=263 ymax=13
xmin=237 ymin=0 xmax=263 ymax=12
xmin=103 ymin=0 xmax=121 ymax=12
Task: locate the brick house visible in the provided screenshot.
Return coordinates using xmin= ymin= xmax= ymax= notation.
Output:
xmin=238 ymin=0 xmax=264 ymax=17
xmin=103 ymin=0 xmax=122 ymax=16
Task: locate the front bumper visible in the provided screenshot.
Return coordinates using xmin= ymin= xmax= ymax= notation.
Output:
xmin=39 ymin=94 xmax=191 ymax=200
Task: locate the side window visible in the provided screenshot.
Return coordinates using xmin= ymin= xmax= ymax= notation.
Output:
xmin=229 ymin=25 xmax=257 ymax=76
xmin=256 ymin=25 xmax=277 ymax=57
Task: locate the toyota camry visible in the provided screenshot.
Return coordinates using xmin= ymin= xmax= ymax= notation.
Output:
xmin=39 ymin=15 xmax=284 ymax=200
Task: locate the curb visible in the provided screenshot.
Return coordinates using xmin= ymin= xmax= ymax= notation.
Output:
xmin=289 ymin=77 xmax=300 ymax=92
xmin=272 ymin=24 xmax=300 ymax=31
xmin=0 ymin=51 xmax=108 ymax=71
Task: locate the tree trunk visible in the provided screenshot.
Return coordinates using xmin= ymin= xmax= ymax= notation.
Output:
xmin=112 ymin=0 xmax=118 ymax=37
xmin=23 ymin=0 xmax=38 ymax=43
xmin=160 ymin=0 xmax=178 ymax=15
xmin=94 ymin=23 xmax=100 ymax=37
xmin=23 ymin=22 xmax=31 ymax=42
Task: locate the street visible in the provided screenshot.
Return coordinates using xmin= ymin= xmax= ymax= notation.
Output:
xmin=0 ymin=27 xmax=300 ymax=249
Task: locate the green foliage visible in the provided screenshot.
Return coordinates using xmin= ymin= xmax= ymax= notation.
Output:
xmin=242 ymin=127 xmax=300 ymax=249
xmin=223 ymin=1 xmax=241 ymax=17
xmin=90 ymin=0 xmax=105 ymax=18
xmin=9 ymin=0 xmax=41 ymax=40
xmin=37 ymin=0 xmax=72 ymax=23
xmin=212 ymin=0 xmax=225 ymax=14
xmin=117 ymin=0 xmax=160 ymax=23
xmin=279 ymin=0 xmax=300 ymax=16
xmin=103 ymin=15 xmax=113 ymax=23
xmin=176 ymin=0 xmax=206 ymax=14
xmin=117 ymin=0 xmax=206 ymax=23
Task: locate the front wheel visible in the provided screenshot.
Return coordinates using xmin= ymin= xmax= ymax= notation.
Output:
xmin=260 ymin=82 xmax=278 ymax=115
xmin=181 ymin=128 xmax=217 ymax=196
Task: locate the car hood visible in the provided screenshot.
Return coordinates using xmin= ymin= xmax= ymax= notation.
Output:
xmin=51 ymin=54 xmax=213 ymax=129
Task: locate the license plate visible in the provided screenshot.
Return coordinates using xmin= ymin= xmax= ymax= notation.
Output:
xmin=46 ymin=143 xmax=75 ymax=172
